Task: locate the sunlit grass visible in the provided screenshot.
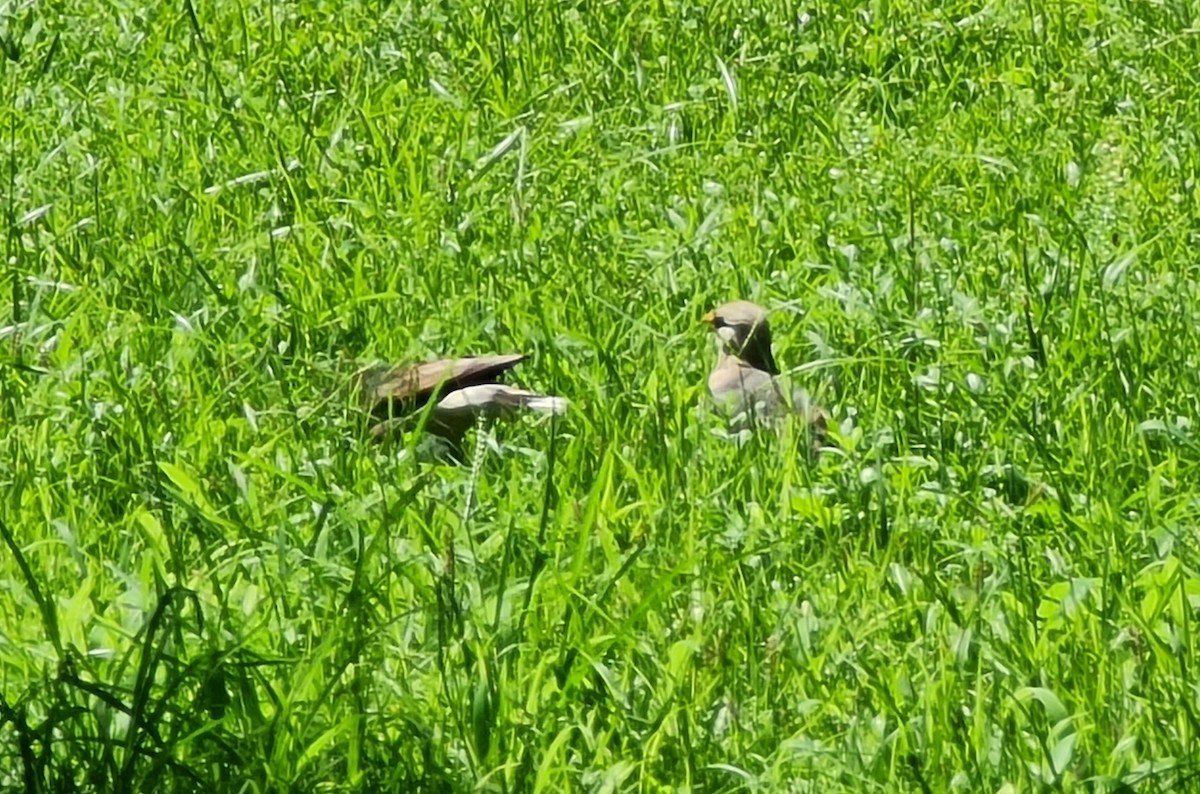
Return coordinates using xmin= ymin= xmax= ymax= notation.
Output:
xmin=3 ymin=0 xmax=1200 ymax=790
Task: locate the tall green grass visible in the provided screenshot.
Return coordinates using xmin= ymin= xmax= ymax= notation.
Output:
xmin=3 ymin=0 xmax=1200 ymax=790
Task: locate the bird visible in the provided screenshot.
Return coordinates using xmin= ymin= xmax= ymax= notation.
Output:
xmin=702 ymin=299 xmax=827 ymax=450
xmin=357 ymin=353 xmax=568 ymax=460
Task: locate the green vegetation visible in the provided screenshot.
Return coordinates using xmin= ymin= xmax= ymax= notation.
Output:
xmin=3 ymin=0 xmax=1200 ymax=790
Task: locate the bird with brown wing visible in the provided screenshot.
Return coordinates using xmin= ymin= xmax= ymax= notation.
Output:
xmin=358 ymin=353 xmax=567 ymax=460
xmin=702 ymin=299 xmax=828 ymax=453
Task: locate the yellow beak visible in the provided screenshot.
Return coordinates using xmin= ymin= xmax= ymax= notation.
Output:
xmin=701 ymin=310 xmax=716 ymax=325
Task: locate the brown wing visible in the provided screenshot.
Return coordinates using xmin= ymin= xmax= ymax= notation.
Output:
xmin=361 ymin=353 xmax=526 ymax=418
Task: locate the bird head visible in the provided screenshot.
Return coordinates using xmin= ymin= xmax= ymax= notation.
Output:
xmin=702 ymin=300 xmax=780 ymax=375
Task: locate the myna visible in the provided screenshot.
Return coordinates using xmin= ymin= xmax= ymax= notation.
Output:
xmin=359 ymin=354 xmax=567 ymax=459
xmin=702 ymin=300 xmax=827 ymax=448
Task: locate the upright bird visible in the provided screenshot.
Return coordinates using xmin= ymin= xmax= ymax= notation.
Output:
xmin=702 ymin=299 xmax=827 ymax=450
xmin=359 ymin=353 xmax=568 ymax=460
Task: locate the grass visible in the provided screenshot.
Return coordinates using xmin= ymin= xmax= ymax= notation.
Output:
xmin=3 ymin=0 xmax=1200 ymax=790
